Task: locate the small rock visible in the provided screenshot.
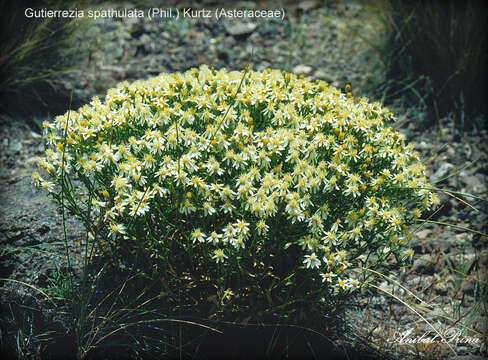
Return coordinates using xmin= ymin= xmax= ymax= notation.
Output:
xmin=430 ymin=162 xmax=454 ymax=183
xmin=461 ymin=173 xmax=487 ymax=194
xmin=460 ymin=280 xmax=475 ymax=295
xmin=433 ymin=281 xmax=448 ymax=295
xmin=415 ymin=229 xmax=432 ymax=241
xmin=189 ymin=31 xmax=205 ymax=39
xmin=256 ymin=62 xmax=271 ymax=71
xmin=8 ymin=169 xmax=28 ymax=184
xmin=98 ymin=21 xmax=119 ymax=33
xmin=138 ymin=34 xmax=154 ymax=54
xmin=473 ymin=316 xmax=487 ymax=334
xmin=479 ymin=250 xmax=488 ymax=267
xmin=111 ymin=46 xmax=124 ymax=59
xmin=36 ymin=223 xmax=50 ymax=235
xmin=462 ymin=143 xmax=473 ymax=159
xmin=0 ymin=167 xmax=10 ymax=180
xmin=224 ymin=22 xmax=257 ymax=37
xmin=446 ymin=145 xmax=456 ymax=157
xmin=25 ymin=157 xmax=39 ymax=167
xmin=100 ymin=65 xmax=126 ymax=75
xmin=454 ymin=233 xmax=473 ymax=247
xmin=9 ymin=141 xmax=22 ymax=153
xmin=410 ymin=229 xmax=456 ymax=253
xmin=130 ymin=21 xmax=145 ymax=38
xmin=412 ymin=254 xmax=437 ymax=275
xmin=297 ymin=0 xmax=321 ymax=12
xmin=217 ymin=48 xmax=230 ymax=62
xmin=415 ymin=141 xmax=435 ymax=150
xmin=258 ymin=26 xmax=275 ymax=37
xmin=30 ymin=131 xmax=41 ymax=139
xmin=378 ymin=281 xmax=393 ymax=293
xmin=5 ymin=230 xmax=23 ymax=243
xmin=450 ymin=252 xmax=477 ymax=266
xmin=293 ymin=64 xmax=313 ymax=76
xmin=313 ymin=69 xmax=334 ymax=82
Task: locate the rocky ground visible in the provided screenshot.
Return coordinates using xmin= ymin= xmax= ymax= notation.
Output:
xmin=1 ymin=1 xmax=487 ymax=359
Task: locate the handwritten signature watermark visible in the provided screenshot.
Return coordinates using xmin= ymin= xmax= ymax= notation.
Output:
xmin=387 ymin=328 xmax=481 ymax=346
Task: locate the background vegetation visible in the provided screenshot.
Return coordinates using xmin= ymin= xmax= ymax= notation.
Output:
xmin=376 ymin=0 xmax=488 ymax=130
xmin=0 ymin=0 xmax=93 ymax=121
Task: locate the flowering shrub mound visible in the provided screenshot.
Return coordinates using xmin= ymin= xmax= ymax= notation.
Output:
xmin=35 ymin=66 xmax=437 ymax=321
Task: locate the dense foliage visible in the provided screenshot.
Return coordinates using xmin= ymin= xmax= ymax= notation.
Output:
xmin=35 ymin=66 xmax=436 ymax=322
xmin=0 ymin=0 xmax=91 ymax=118
xmin=379 ymin=0 xmax=488 ymax=129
